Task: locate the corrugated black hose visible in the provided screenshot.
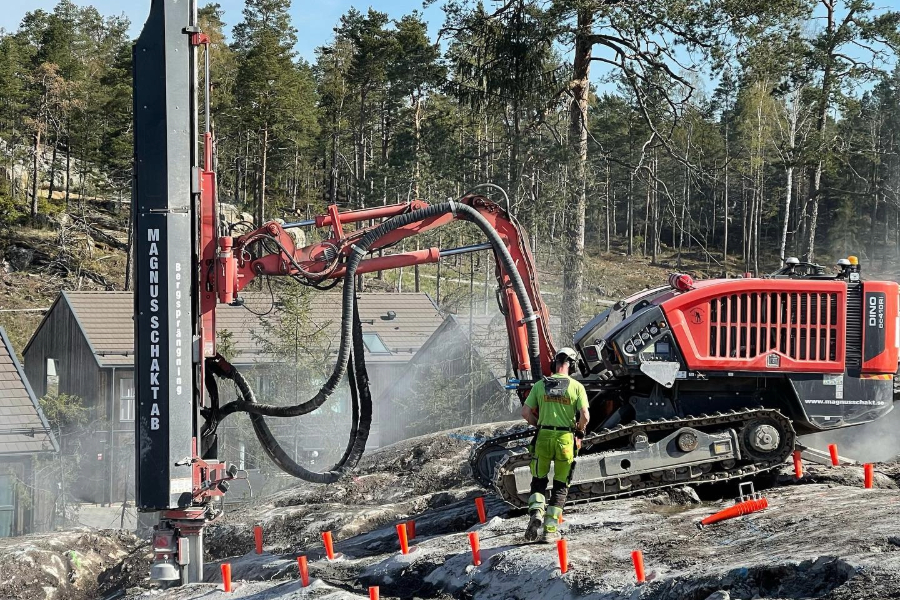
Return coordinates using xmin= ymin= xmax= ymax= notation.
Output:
xmin=248 ymin=297 xmax=371 ymax=483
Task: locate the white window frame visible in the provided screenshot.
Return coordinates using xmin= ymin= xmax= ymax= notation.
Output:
xmin=119 ymin=378 xmax=135 ymax=422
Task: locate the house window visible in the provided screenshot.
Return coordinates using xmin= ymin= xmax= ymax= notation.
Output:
xmin=254 ymin=375 xmax=270 ymax=399
xmin=362 ymin=333 xmax=390 ymax=354
xmin=46 ymin=358 xmax=59 ymax=397
xmin=119 ymin=378 xmax=135 ymax=421
xmin=0 ymin=474 xmax=14 ymax=538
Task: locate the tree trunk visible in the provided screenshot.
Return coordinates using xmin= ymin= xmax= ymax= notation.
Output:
xmin=48 ymin=136 xmax=57 ymax=203
xmin=258 ymin=123 xmax=268 ymax=225
xmin=64 ymin=128 xmax=71 ymax=209
xmin=414 ymin=240 xmax=421 ymax=292
xmin=807 ymin=0 xmax=835 ymax=261
xmin=807 ymin=161 xmax=822 ymax=260
xmin=124 ymin=209 xmax=134 ymax=291
xmin=31 ymin=128 xmax=41 ymax=218
xmin=781 ymin=165 xmax=793 ymax=262
xmin=604 ymin=161 xmax=611 ymax=253
xmin=357 ymin=89 xmax=367 ymax=207
xmin=627 ymin=171 xmax=634 ymax=255
xmin=413 ymin=93 xmax=421 ymax=198
xmin=723 ymin=122 xmax=729 ymax=266
xmin=560 ymin=8 xmax=593 ymax=342
xmin=292 ymin=147 xmax=299 ymax=211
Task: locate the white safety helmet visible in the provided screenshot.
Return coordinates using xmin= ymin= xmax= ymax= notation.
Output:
xmin=555 ymin=347 xmax=579 ymax=365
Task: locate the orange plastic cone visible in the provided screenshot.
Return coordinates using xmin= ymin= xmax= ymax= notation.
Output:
xmin=793 ymin=450 xmax=803 ymax=479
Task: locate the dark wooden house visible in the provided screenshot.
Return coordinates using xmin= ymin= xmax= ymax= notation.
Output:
xmin=0 ymin=327 xmax=57 ymax=537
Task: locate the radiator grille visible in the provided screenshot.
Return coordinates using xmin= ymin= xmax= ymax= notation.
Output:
xmin=845 ymin=282 xmax=862 ymax=369
xmin=708 ymin=292 xmax=839 ymax=361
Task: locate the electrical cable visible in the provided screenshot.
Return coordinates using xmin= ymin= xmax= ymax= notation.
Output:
xmin=240 ymin=276 xmax=276 ymax=316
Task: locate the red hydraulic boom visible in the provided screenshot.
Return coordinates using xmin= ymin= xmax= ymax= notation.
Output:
xmin=209 ymin=197 xmax=555 ymax=384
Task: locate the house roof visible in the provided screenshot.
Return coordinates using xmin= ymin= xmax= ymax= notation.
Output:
xmin=66 ymin=291 xmax=134 ymax=366
xmin=29 ymin=290 xmax=444 ymax=368
xmin=216 ymin=291 xmax=445 ymax=364
xmin=0 ymin=327 xmax=57 ymax=455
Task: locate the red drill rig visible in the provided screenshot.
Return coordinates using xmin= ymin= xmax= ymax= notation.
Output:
xmin=133 ymin=0 xmax=899 ymax=584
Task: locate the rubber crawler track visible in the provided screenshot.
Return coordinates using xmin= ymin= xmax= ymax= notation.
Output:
xmin=469 ymin=409 xmax=795 ymax=507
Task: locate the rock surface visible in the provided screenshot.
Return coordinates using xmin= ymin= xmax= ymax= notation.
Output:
xmin=6 ymin=424 xmax=900 ymax=600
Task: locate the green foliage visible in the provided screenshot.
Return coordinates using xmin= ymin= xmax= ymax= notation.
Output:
xmin=217 ymin=328 xmax=237 ymax=362
xmin=39 ymin=392 xmax=87 ymax=431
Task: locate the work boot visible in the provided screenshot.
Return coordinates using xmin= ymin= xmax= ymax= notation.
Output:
xmin=524 ymin=493 xmax=546 ymax=542
xmin=539 ymin=505 xmax=563 ymax=543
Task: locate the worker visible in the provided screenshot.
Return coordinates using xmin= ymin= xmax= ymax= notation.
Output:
xmin=521 ymin=347 xmax=590 ymax=542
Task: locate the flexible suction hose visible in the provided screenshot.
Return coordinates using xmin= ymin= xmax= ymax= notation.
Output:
xmin=247 ymin=299 xmax=371 ymax=483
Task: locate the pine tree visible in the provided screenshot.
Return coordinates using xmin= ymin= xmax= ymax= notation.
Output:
xmin=232 ymin=0 xmax=308 ymax=224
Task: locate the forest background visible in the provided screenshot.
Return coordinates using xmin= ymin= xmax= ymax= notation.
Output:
xmin=1 ymin=0 xmax=899 ymax=343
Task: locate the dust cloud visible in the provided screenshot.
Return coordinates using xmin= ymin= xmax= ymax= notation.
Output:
xmin=802 ymin=406 xmax=900 ymax=462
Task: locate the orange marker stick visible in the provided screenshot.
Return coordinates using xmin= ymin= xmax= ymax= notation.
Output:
xmin=221 ymin=563 xmax=232 ymax=593
xmin=865 ymin=463 xmax=874 ymax=489
xmin=323 ymin=531 xmax=335 ymax=560
xmin=475 ymin=497 xmax=487 ymax=524
xmin=557 ymin=539 xmax=568 ymax=574
xmin=829 ymin=443 xmax=839 ymax=466
xmin=793 ymin=450 xmax=803 ymax=479
xmin=397 ymin=523 xmax=410 ymax=555
xmin=468 ymin=531 xmax=481 ymax=566
xmin=297 ymin=556 xmax=309 ymax=587
xmin=631 ymin=550 xmax=645 ymax=583
xmin=254 ymin=525 xmax=263 ymax=554
xmin=369 ymin=586 xmax=380 ymax=600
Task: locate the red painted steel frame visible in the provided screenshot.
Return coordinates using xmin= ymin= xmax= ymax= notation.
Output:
xmin=661 ymin=278 xmax=848 ymax=373
xmin=210 ymin=196 xmax=555 ymax=379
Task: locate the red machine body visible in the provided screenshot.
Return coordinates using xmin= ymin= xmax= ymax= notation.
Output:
xmin=662 ymin=278 xmax=849 ymax=374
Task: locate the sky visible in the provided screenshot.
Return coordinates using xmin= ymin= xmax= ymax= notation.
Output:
xmin=0 ymin=0 xmax=445 ymax=62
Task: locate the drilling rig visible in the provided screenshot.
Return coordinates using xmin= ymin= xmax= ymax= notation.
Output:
xmin=132 ymin=0 xmax=900 ymax=584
